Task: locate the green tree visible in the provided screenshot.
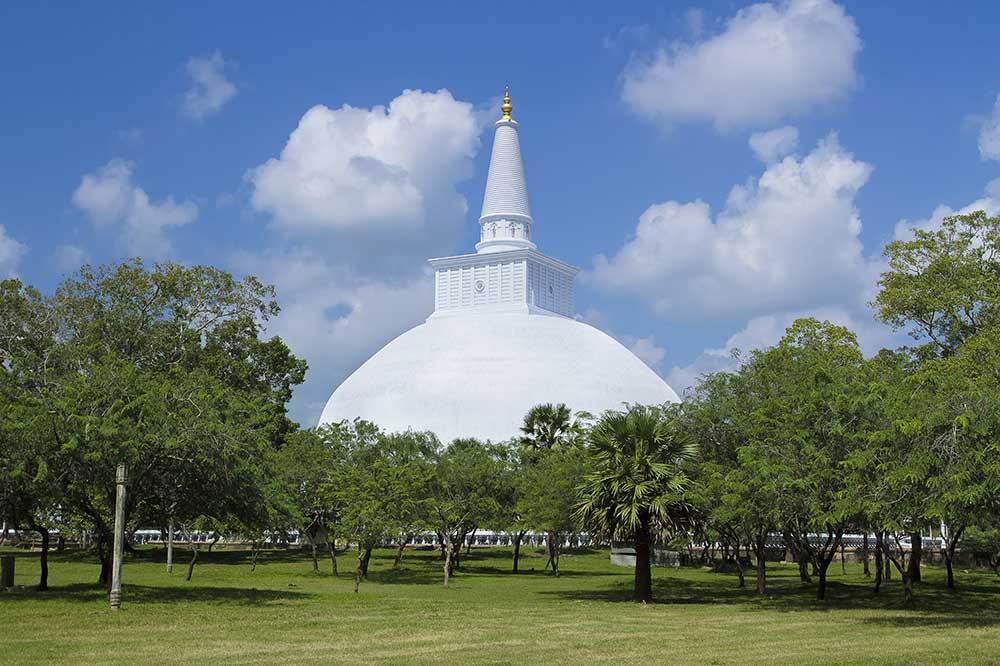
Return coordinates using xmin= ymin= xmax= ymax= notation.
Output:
xmin=747 ymin=319 xmax=866 ymax=600
xmin=425 ymin=438 xmax=508 ymax=588
xmin=4 ymin=261 xmax=305 ymax=586
xmin=272 ymin=429 xmax=341 ymax=574
xmin=575 ymin=405 xmax=697 ymax=603
xmin=0 ymin=279 xmax=60 ymax=589
xmin=874 ymin=210 xmax=1000 ymax=587
xmin=685 ymin=368 xmax=779 ymax=592
xmin=875 ymin=210 xmax=1000 ymax=358
xmin=516 ymin=403 xmax=590 ymax=575
xmin=517 ymin=444 xmax=587 ymax=576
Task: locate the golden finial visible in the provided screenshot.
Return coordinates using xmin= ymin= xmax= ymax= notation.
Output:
xmin=500 ymin=86 xmax=512 ymax=120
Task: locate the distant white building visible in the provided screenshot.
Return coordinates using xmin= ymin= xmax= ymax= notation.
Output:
xmin=319 ymin=89 xmax=678 ymax=442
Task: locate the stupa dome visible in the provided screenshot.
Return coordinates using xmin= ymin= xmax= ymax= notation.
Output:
xmin=318 ymin=89 xmax=679 ymax=442
xmin=319 ymin=311 xmax=678 ymax=443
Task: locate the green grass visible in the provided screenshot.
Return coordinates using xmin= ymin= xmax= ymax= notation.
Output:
xmin=2 ymin=545 xmax=999 ymax=665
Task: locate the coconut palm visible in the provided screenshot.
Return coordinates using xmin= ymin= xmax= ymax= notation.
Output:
xmin=575 ymin=404 xmax=697 ymax=603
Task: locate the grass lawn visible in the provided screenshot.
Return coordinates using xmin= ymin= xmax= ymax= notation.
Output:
xmin=2 ymin=545 xmax=999 ymax=665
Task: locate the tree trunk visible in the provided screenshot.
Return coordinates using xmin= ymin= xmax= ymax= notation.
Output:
xmin=943 ymin=525 xmax=964 ymax=590
xmin=30 ymin=522 xmax=49 ymax=591
xmin=882 ymin=533 xmax=892 ymax=582
xmin=901 ymin=571 xmax=913 ymax=603
xmin=840 ymin=542 xmax=846 ymax=575
xmin=207 ymin=533 xmax=221 ymax=553
xmin=327 ymin=538 xmax=338 ymax=575
xmin=753 ymin=533 xmax=767 ymax=595
xmin=97 ymin=538 xmax=112 ymax=588
xmin=443 ymin=537 xmax=453 ymax=588
xmin=862 ymin=533 xmax=871 ymax=578
xmin=360 ymin=547 xmax=372 ymax=577
xmin=734 ymin=542 xmax=745 ymax=588
xmin=548 ymin=533 xmax=561 ymax=577
xmin=817 ymin=562 xmax=828 ymax=600
xmin=353 ymin=545 xmax=363 ymax=593
xmin=633 ymin=514 xmax=653 ymax=603
xmin=166 ymin=521 xmax=174 ymax=574
xmin=797 ymin=557 xmax=811 ymax=584
xmin=873 ymin=531 xmax=884 ymax=594
xmin=512 ymin=530 xmax=526 ymax=572
xmin=908 ymin=531 xmax=922 ymax=583
xmin=310 ymin=538 xmax=319 ymax=572
xmin=186 ymin=543 xmax=199 ymax=581
xmin=393 ymin=538 xmax=408 ymax=569
xmin=250 ymin=542 xmax=260 ymax=573
xmin=815 ymin=540 xmax=839 ymax=601
xmin=465 ymin=529 xmax=476 ymax=556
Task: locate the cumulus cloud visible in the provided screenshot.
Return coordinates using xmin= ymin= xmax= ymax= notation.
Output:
xmin=893 ymin=178 xmax=1000 ymax=241
xmin=231 ymin=248 xmax=433 ymax=426
xmin=666 ymin=305 xmax=898 ymax=396
xmin=72 ymin=159 xmax=197 ymax=258
xmin=182 ymin=52 xmax=237 ymax=120
xmin=749 ymin=126 xmax=799 ymax=163
xmin=622 ymin=0 xmax=861 ymax=130
xmin=246 ymin=89 xmax=480 ymax=249
xmin=591 ymin=133 xmax=875 ymax=319
xmin=0 ymin=225 xmax=27 ymax=277
xmin=625 ymin=335 xmax=667 ymax=372
xmin=666 ymin=172 xmax=1000 ymax=396
xmin=978 ymin=94 xmax=1000 ymax=161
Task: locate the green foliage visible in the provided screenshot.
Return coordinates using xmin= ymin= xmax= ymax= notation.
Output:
xmin=575 ymin=404 xmax=697 ymax=543
xmin=0 ymin=260 xmax=306 ymax=576
xmin=876 ymin=211 xmax=1000 ymax=357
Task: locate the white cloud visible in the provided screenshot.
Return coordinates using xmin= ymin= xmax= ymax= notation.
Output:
xmin=667 ymin=172 xmax=1000 ymax=396
xmin=666 ymin=305 xmax=897 ymax=396
xmin=247 ymin=89 xmax=479 ymax=241
xmin=893 ymin=178 xmax=1000 ymax=241
xmin=625 ymin=335 xmax=667 ymax=372
xmin=72 ymin=159 xmax=197 ymax=258
xmin=591 ymin=132 xmax=875 ymax=319
xmin=622 ymin=0 xmax=861 ymax=130
xmin=980 ymin=94 xmax=1000 ymax=161
xmin=230 ymin=248 xmax=433 ymax=426
xmin=182 ymin=52 xmax=237 ymax=120
xmin=0 ymin=225 xmax=27 ymax=278
xmin=749 ymin=126 xmax=799 ymax=163
xmin=52 ymin=244 xmax=90 ymax=273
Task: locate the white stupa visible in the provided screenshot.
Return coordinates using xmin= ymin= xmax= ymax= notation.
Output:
xmin=319 ymin=89 xmax=678 ymax=442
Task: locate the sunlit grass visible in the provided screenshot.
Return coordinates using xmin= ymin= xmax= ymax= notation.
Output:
xmin=2 ymin=545 xmax=999 ymax=665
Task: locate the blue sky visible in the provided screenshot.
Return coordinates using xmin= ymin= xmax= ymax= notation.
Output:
xmin=2 ymin=1 xmax=999 ymax=424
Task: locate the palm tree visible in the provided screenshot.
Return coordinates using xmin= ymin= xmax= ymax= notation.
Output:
xmin=519 ymin=403 xmax=574 ymax=451
xmin=575 ymin=404 xmax=697 ymax=602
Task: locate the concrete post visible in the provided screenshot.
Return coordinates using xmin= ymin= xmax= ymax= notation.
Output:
xmin=110 ymin=464 xmax=127 ymax=610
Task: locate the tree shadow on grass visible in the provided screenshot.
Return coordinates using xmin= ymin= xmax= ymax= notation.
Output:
xmin=1 ymin=582 xmax=309 ymax=606
xmin=361 ymin=547 xmax=622 ymax=586
xmin=540 ymin=567 xmax=1000 ymax=628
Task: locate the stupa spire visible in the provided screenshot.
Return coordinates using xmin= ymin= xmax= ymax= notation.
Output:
xmin=477 ymin=87 xmax=535 ymax=254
